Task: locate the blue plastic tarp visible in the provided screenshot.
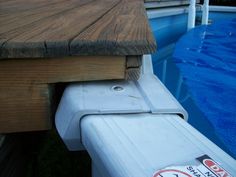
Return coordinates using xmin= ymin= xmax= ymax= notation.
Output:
xmin=173 ymin=19 xmax=236 ymax=158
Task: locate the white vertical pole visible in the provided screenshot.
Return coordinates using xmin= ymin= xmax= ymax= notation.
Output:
xmin=142 ymin=55 xmax=154 ymax=75
xmin=202 ymin=0 xmax=209 ymax=25
xmin=188 ymin=0 xmax=196 ymax=30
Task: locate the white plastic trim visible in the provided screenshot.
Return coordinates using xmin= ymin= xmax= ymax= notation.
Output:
xmin=147 ymin=7 xmax=189 ymax=19
xmin=142 ymin=54 xmax=154 ymax=74
xmin=55 ymin=55 xmax=187 ymax=151
xmin=209 ymin=5 xmax=236 ymax=12
xmin=82 ymin=114 xmax=236 ymax=177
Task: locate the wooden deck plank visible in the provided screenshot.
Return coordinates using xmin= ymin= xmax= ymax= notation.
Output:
xmin=0 ymin=0 xmax=156 ymax=58
xmin=71 ymin=0 xmax=156 ymax=56
xmin=0 ymin=0 xmax=93 ymax=33
xmin=0 ymin=0 xmax=120 ymax=58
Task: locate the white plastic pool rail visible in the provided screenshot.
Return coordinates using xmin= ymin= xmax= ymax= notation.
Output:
xmin=56 ymin=55 xmax=236 ymax=177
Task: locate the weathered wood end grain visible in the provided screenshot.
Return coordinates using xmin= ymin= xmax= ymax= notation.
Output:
xmin=125 ymin=56 xmax=142 ymax=80
xmin=0 ymin=0 xmax=156 ymax=58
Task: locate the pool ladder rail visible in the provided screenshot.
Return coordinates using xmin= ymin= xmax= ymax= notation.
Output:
xmin=188 ymin=0 xmax=209 ymax=30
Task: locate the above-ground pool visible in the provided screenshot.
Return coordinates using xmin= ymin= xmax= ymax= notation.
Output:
xmin=149 ymin=9 xmax=236 ymax=159
xmin=173 ymin=19 xmax=236 ymax=158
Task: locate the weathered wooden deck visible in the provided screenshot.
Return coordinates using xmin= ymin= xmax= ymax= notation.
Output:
xmin=0 ymin=0 xmax=156 ymax=58
xmin=0 ymin=0 xmax=156 ymax=133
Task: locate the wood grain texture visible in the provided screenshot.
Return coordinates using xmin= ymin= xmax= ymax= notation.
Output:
xmin=126 ymin=56 xmax=142 ymax=68
xmin=0 ymin=84 xmax=52 ymax=132
xmin=71 ymin=0 xmax=156 ymax=56
xmin=0 ymin=56 xmax=126 ymax=133
xmin=0 ymin=56 xmax=126 ymax=83
xmin=125 ymin=56 xmax=141 ymax=80
xmin=125 ymin=68 xmax=141 ymax=80
xmin=0 ymin=0 xmax=156 ymax=58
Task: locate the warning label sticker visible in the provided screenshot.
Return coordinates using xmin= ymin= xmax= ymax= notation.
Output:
xmin=197 ymin=155 xmax=232 ymax=177
xmin=153 ymin=155 xmax=232 ymax=177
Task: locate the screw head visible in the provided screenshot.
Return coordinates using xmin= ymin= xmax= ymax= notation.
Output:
xmin=112 ymin=85 xmax=124 ymax=92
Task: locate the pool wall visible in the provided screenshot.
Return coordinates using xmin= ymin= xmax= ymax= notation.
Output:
xmin=148 ymin=6 xmax=236 ymax=158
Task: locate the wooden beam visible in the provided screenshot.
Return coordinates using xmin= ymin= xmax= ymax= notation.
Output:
xmin=0 ymin=84 xmax=51 ymax=132
xmin=125 ymin=56 xmax=142 ymax=80
xmin=0 ymin=56 xmax=126 ymax=83
xmin=0 ymin=56 xmax=127 ymax=133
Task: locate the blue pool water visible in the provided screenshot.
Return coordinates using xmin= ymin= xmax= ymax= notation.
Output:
xmin=173 ymin=19 xmax=236 ymax=158
xmin=150 ymin=13 xmax=236 ymax=159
